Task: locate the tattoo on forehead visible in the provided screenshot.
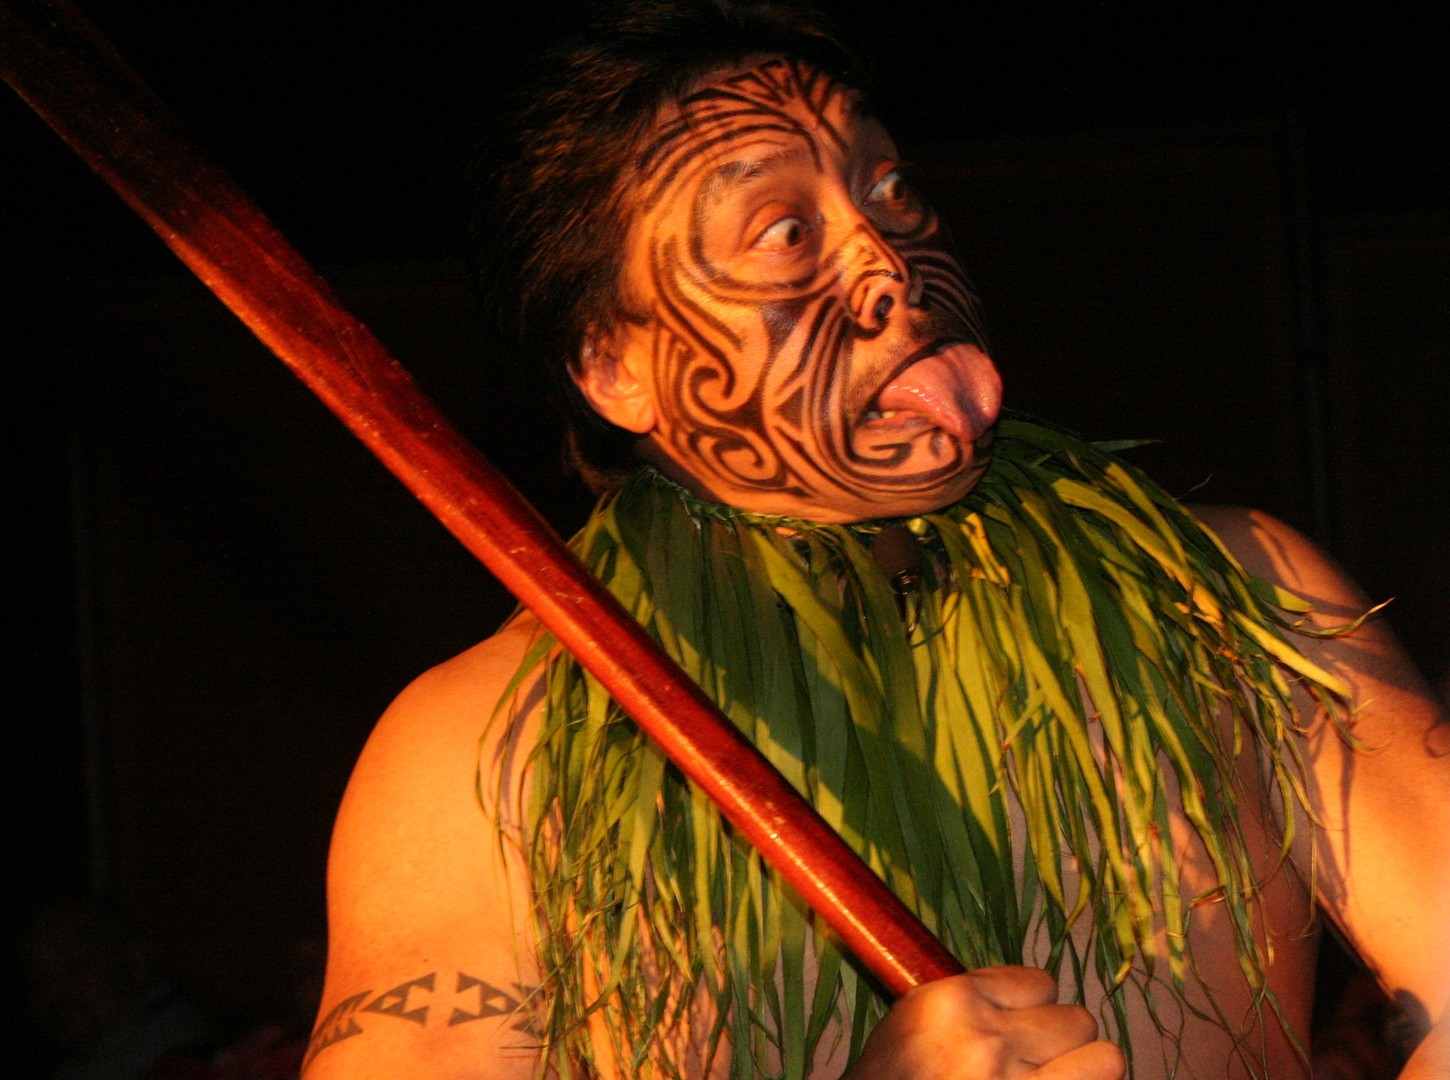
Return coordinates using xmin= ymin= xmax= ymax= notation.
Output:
xmin=637 ymin=59 xmax=847 ymax=211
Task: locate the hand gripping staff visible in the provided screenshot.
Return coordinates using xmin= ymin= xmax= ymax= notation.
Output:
xmin=0 ymin=0 xmax=964 ymax=998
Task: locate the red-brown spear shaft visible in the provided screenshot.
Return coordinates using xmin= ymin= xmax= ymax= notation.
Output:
xmin=0 ymin=0 xmax=964 ymax=997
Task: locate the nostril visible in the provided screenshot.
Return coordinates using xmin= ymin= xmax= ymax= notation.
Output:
xmin=873 ymin=293 xmax=894 ymax=325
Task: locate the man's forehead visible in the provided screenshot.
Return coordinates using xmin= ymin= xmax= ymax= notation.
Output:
xmin=633 ymin=58 xmax=884 ymax=203
xmin=678 ymin=57 xmax=864 ymax=119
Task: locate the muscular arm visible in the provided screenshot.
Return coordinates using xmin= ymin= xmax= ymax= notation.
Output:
xmin=305 ymin=617 xmax=1123 ymax=1079
xmin=1195 ymin=507 xmax=1450 ymax=1077
xmin=303 ymin=622 xmax=546 ymax=1080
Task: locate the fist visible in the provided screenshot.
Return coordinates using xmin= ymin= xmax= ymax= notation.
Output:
xmin=843 ymin=967 xmax=1125 ymax=1079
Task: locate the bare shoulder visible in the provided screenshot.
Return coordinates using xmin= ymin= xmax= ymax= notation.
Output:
xmin=1188 ymin=504 xmax=1447 ymax=783
xmin=1190 ymin=505 xmax=1450 ymax=1061
xmin=1188 ymin=505 xmax=1367 ymax=620
xmin=338 ymin=616 xmax=545 ymax=823
xmin=1188 ymin=505 xmax=1441 ymax=704
xmin=304 ymin=617 xmax=547 ymax=1080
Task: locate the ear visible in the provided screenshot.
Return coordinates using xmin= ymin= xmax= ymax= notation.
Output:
xmin=572 ymin=326 xmax=658 ymax=434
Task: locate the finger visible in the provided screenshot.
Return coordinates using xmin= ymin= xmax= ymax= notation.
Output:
xmin=964 ymin=965 xmax=1059 ymax=1009
xmin=1006 ymin=1002 xmax=1101 ymax=1063
xmin=1028 ymin=1039 xmax=1127 ymax=1080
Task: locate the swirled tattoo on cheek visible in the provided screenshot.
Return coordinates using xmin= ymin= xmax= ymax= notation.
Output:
xmin=629 ymin=59 xmax=990 ymax=513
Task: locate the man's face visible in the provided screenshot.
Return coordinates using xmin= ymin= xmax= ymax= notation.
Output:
xmin=590 ymin=58 xmax=1002 ymax=522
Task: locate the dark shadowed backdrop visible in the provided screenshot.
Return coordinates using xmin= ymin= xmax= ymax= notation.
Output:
xmin=4 ymin=0 xmax=1446 ymax=1049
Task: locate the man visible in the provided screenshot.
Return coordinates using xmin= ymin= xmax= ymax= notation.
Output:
xmin=303 ymin=2 xmax=1450 ymax=1077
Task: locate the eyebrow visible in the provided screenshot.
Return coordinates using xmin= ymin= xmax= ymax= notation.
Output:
xmin=695 ymin=145 xmax=813 ymax=216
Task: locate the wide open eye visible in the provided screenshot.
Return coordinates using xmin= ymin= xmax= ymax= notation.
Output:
xmin=867 ymin=167 xmax=912 ymax=207
xmin=753 ymin=215 xmax=811 ymax=252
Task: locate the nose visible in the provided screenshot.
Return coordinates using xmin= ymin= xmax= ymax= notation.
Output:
xmin=858 ymin=265 xmax=928 ymax=329
xmin=851 ymin=245 xmax=915 ymax=331
xmin=853 ymin=267 xmax=919 ymax=331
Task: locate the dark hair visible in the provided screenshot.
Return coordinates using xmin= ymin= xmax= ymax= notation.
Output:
xmin=468 ymin=0 xmax=867 ymax=488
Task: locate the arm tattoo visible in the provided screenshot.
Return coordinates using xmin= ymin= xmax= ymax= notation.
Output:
xmin=304 ymin=970 xmax=539 ymax=1069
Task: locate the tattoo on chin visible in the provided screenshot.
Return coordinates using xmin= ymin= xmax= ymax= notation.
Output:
xmin=303 ymin=971 xmax=540 ymax=1068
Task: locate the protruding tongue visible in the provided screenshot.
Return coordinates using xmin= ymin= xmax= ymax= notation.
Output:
xmin=871 ymin=343 xmax=1002 ymax=441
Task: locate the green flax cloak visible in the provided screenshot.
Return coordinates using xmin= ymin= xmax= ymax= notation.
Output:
xmin=498 ymin=417 xmax=1348 ymax=1078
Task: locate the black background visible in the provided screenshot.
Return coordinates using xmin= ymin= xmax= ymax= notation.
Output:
xmin=4 ymin=0 xmax=1446 ymax=1051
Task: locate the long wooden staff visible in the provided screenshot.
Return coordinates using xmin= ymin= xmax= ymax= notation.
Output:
xmin=1 ymin=0 xmax=963 ymax=997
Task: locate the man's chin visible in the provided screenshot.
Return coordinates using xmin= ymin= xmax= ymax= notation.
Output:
xmin=757 ymin=457 xmax=991 ymax=524
xmin=816 ymin=429 xmax=994 ymax=521
xmin=846 ymin=467 xmax=989 ymax=523
xmin=641 ymin=432 xmax=993 ymax=524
